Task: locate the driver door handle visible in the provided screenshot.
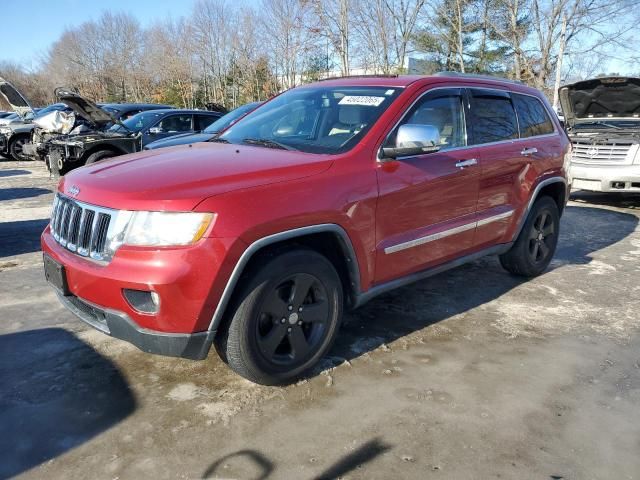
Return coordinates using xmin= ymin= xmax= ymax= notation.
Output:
xmin=455 ymin=158 xmax=478 ymax=169
xmin=521 ymin=147 xmax=538 ymax=156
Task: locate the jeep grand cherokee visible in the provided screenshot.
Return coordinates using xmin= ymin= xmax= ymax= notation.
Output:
xmin=42 ymin=73 xmax=570 ymax=385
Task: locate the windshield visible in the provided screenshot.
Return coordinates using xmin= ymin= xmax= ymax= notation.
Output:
xmin=220 ymin=86 xmax=402 ymax=154
xmin=108 ymin=111 xmax=164 ymax=133
xmin=205 ymin=102 xmax=262 ymax=134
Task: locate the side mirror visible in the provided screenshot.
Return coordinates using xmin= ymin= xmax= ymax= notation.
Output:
xmin=380 ymin=124 xmax=441 ymax=160
xmin=148 ymin=126 xmax=162 ymax=135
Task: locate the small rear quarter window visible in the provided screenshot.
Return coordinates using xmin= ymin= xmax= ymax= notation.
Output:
xmin=512 ymin=93 xmax=555 ymax=137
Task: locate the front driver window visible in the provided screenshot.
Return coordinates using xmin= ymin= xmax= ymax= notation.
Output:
xmin=157 ymin=115 xmax=193 ymax=133
xmin=390 ymin=94 xmax=466 ymax=150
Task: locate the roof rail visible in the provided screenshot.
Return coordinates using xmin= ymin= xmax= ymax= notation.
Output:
xmin=434 ymin=71 xmax=523 ymax=85
xmin=316 ymin=74 xmax=399 ymax=82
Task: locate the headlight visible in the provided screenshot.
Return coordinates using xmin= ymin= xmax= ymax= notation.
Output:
xmin=0 ymin=126 xmax=11 ymax=135
xmin=122 ymin=211 xmax=215 ymax=247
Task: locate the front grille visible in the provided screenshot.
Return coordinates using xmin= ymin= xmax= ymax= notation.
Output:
xmin=571 ymin=141 xmax=636 ymax=165
xmin=50 ymin=194 xmax=114 ymax=261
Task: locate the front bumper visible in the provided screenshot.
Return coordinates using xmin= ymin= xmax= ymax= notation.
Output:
xmin=0 ymin=134 xmax=7 ymax=154
xmin=570 ymin=163 xmax=640 ymax=192
xmin=42 ymin=225 xmax=245 ymax=357
xmin=58 ymin=293 xmax=216 ymax=359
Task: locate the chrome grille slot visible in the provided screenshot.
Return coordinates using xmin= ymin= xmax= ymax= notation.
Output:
xmin=571 ymin=141 xmax=635 ymax=165
xmin=49 ymin=194 xmax=119 ymax=262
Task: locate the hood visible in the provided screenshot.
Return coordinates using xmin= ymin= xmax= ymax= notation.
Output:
xmin=0 ymin=77 xmax=34 ymax=119
xmin=145 ymin=132 xmax=214 ymax=150
xmin=33 ymin=110 xmax=76 ymax=134
xmin=559 ymin=77 xmax=640 ymax=127
xmin=54 ymin=88 xmax=115 ymax=127
xmin=59 ymin=142 xmax=333 ymax=211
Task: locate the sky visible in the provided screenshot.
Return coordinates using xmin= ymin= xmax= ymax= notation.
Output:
xmin=0 ymin=0 xmax=203 ymax=67
xmin=0 ymin=0 xmax=635 ymax=75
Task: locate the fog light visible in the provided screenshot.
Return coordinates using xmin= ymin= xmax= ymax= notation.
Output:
xmin=123 ymin=289 xmax=159 ymax=314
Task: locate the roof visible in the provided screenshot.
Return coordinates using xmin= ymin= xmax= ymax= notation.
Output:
xmin=303 ymin=72 xmax=534 ymax=91
xmin=130 ymin=108 xmax=222 ymax=115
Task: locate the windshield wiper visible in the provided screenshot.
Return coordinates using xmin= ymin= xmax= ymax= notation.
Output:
xmin=578 ymin=121 xmax=623 ymax=130
xmin=241 ymin=137 xmax=295 ymax=150
xmin=208 ymin=136 xmax=230 ymax=143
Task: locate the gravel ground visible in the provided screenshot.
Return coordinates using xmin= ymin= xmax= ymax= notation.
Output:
xmin=1 ymin=157 xmax=639 ymax=480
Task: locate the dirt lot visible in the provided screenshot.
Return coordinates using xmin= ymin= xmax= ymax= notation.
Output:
xmin=1 ymin=157 xmax=639 ymax=480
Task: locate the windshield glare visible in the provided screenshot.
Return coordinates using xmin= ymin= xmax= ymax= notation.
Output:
xmin=205 ymin=102 xmax=261 ymax=134
xmin=109 ymin=111 xmax=163 ymax=133
xmin=220 ymin=87 xmax=402 ymax=154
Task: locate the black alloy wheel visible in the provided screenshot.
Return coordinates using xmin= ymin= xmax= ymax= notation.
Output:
xmin=255 ymin=272 xmax=330 ymax=367
xmin=217 ymin=248 xmax=343 ymax=385
xmin=527 ymin=209 xmax=556 ymax=264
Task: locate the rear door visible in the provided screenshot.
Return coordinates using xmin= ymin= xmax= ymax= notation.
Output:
xmin=374 ymin=87 xmax=481 ymax=284
xmin=467 ymin=88 xmax=524 ymax=249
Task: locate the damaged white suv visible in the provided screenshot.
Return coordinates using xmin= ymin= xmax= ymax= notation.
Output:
xmin=560 ymin=76 xmax=640 ymax=193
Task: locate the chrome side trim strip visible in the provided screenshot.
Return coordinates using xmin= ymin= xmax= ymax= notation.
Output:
xmin=476 ymin=209 xmax=514 ymax=227
xmin=384 ymin=222 xmax=476 ymax=254
xmin=207 ymin=224 xmax=361 ymax=332
xmin=384 ymin=209 xmax=515 ymax=254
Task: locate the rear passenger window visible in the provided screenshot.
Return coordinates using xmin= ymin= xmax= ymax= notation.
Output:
xmin=512 ymin=94 xmax=554 ymax=137
xmin=469 ymin=91 xmax=518 ymax=144
xmin=195 ymin=114 xmax=217 ymax=131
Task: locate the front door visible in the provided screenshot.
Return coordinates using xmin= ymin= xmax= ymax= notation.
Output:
xmin=374 ymin=88 xmax=480 ymax=284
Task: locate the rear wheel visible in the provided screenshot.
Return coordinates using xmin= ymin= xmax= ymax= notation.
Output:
xmin=9 ymin=134 xmax=30 ymax=161
xmin=85 ymin=150 xmax=116 ymax=165
xmin=499 ymin=196 xmax=560 ymax=277
xmin=216 ymin=249 xmax=343 ymax=385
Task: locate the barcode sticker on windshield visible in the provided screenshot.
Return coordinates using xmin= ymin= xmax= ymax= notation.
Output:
xmin=338 ymin=96 xmax=385 ymax=107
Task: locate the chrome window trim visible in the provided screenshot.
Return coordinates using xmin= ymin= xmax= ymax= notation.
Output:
xmin=384 ymin=209 xmax=514 ymax=254
xmin=377 ymin=84 xmax=560 ymax=161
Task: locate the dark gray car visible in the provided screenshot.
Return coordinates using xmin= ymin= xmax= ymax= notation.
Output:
xmin=47 ymin=109 xmax=222 ymax=175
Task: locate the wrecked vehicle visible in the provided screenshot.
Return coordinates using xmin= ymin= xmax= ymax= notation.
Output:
xmin=47 ymin=108 xmax=223 ymax=175
xmin=560 ymin=76 xmax=640 ymax=192
xmin=144 ymin=101 xmax=263 ymax=151
xmin=26 ymin=88 xmax=171 ymax=167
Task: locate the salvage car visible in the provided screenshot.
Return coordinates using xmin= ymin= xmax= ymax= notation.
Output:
xmin=560 ymin=76 xmax=640 ymax=192
xmin=0 ymin=103 xmax=68 ymax=160
xmin=42 ymin=73 xmax=569 ymax=385
xmin=26 ymin=88 xmax=171 ymax=167
xmin=47 ymin=108 xmax=223 ymax=175
xmin=144 ymin=101 xmax=263 ymax=150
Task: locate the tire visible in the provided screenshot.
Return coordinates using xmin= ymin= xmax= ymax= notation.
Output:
xmin=499 ymin=196 xmax=560 ymax=277
xmin=85 ymin=150 xmax=116 ymax=165
xmin=216 ymin=249 xmax=343 ymax=385
xmin=9 ymin=134 xmax=30 ymax=161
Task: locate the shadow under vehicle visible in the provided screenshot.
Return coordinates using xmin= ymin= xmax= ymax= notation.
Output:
xmin=47 ymin=107 xmax=224 ymax=175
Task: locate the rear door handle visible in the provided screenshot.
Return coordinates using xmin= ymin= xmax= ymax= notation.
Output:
xmin=455 ymin=158 xmax=478 ymax=169
xmin=521 ymin=147 xmax=538 ymax=156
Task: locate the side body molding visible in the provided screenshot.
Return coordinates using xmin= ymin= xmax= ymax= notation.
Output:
xmin=207 ymin=224 xmax=361 ymax=332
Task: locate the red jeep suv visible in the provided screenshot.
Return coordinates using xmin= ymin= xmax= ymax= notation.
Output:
xmin=42 ymin=74 xmax=570 ymax=384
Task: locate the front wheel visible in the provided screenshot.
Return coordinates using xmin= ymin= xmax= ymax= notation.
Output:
xmin=85 ymin=150 xmax=115 ymax=165
xmin=9 ymin=134 xmax=30 ymax=161
xmin=216 ymin=249 xmax=343 ymax=385
xmin=499 ymin=196 xmax=560 ymax=277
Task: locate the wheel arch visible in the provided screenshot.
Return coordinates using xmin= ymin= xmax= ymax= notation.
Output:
xmin=208 ymin=224 xmax=361 ymax=333
xmin=82 ymin=144 xmax=126 ymax=162
xmin=512 ymin=176 xmax=567 ymax=242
